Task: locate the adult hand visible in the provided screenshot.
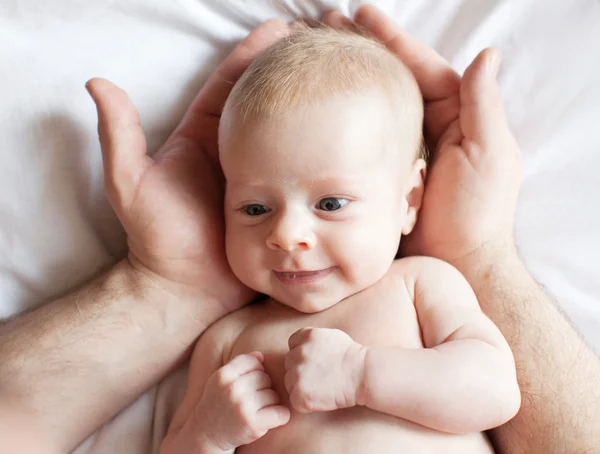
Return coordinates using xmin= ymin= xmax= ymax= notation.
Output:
xmin=325 ymin=6 xmax=522 ymax=267
xmin=86 ymin=20 xmax=289 ymax=311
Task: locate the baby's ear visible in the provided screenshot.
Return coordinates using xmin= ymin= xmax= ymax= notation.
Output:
xmin=401 ymin=159 xmax=427 ymax=235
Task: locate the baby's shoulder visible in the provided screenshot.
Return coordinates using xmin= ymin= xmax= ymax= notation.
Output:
xmin=199 ymin=298 xmax=270 ymax=353
xmin=387 ymin=256 xmax=463 ymax=296
xmin=388 ymin=255 xmax=455 ymax=277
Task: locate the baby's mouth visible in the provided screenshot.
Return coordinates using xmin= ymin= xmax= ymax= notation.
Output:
xmin=274 ymin=267 xmax=336 ymax=285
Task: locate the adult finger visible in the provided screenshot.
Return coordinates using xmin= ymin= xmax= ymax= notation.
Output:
xmin=256 ymin=405 xmax=291 ymax=430
xmin=86 ymin=78 xmax=153 ymax=210
xmin=322 ymin=10 xmax=363 ymax=34
xmin=459 ymin=48 xmax=512 ymax=151
xmin=322 ymin=10 xmax=353 ymax=29
xmin=218 ymin=352 xmax=264 ymax=384
xmin=171 ymin=18 xmax=290 ymax=158
xmin=354 ymin=4 xmax=460 ymax=101
xmin=424 ymin=93 xmax=460 ymax=146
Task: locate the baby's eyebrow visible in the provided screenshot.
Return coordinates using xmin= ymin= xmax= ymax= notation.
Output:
xmin=226 ymin=174 xmax=368 ymax=193
xmin=307 ymin=175 xmax=367 ymax=188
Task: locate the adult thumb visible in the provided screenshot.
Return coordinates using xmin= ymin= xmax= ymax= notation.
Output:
xmin=459 ymin=48 xmax=511 ymax=151
xmin=85 ymin=78 xmax=152 ymax=211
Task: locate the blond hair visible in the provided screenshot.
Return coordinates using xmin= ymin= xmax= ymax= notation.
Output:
xmin=225 ymin=26 xmax=427 ymax=161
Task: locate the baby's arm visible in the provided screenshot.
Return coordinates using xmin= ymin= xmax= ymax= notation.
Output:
xmin=357 ymin=256 xmax=521 ymax=433
xmin=160 ymin=321 xmax=289 ymax=454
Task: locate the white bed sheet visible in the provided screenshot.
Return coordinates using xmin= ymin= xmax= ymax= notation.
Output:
xmin=1 ymin=0 xmax=599 ymax=452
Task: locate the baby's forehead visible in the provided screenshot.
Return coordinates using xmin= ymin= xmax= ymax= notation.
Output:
xmin=219 ymin=27 xmax=426 ymax=168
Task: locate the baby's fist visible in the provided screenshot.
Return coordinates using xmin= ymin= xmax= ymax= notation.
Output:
xmin=196 ymin=352 xmax=290 ymax=451
xmin=284 ymin=328 xmax=366 ymax=413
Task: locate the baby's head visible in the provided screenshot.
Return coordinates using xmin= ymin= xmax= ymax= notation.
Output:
xmin=219 ymin=27 xmax=426 ymax=313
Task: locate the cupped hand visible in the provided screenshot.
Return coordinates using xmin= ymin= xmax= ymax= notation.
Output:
xmin=85 ymin=20 xmax=289 ymax=311
xmin=325 ymin=6 xmax=522 ymax=268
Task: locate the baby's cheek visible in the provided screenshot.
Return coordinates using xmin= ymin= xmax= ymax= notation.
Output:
xmin=341 ymin=222 xmax=397 ymax=287
xmin=227 ymin=234 xmax=265 ymax=290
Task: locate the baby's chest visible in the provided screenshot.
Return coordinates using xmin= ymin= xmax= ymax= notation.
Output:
xmin=229 ymin=270 xmax=423 ymax=399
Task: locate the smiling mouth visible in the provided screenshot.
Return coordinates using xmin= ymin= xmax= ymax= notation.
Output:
xmin=274 ymin=267 xmax=336 ymax=285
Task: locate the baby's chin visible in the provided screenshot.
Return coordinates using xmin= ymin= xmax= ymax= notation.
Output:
xmin=271 ymin=290 xmax=343 ymax=314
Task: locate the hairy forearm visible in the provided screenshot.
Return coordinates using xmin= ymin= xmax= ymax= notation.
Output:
xmin=357 ymin=340 xmax=518 ymax=433
xmin=457 ymin=248 xmax=600 ymax=453
xmin=161 ymin=416 xmax=229 ymax=454
xmin=0 ymin=259 xmax=227 ymax=453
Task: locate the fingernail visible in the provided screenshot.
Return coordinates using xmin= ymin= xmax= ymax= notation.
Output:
xmin=488 ymin=50 xmax=502 ymax=79
xmin=337 ymin=14 xmax=354 ymax=28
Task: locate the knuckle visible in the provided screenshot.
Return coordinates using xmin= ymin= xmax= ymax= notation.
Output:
xmin=215 ymin=369 xmax=231 ymax=387
xmin=296 ymin=346 xmax=309 ymax=362
xmin=238 ymin=400 xmax=256 ymax=423
xmin=259 ymin=371 xmax=272 ymax=387
xmin=245 ymin=425 xmax=264 ymax=441
xmin=227 ymin=382 xmax=245 ymax=403
xmin=292 ymin=391 xmax=313 ymax=412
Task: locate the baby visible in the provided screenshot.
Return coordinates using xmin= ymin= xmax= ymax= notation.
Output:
xmin=161 ymin=27 xmax=520 ymax=453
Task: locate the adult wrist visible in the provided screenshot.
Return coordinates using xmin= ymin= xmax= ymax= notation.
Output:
xmin=450 ymin=239 xmax=522 ymax=289
xmin=449 ymin=239 xmax=533 ymax=324
xmin=163 ymin=419 xmax=225 ymax=454
xmin=118 ymin=257 xmax=230 ymax=338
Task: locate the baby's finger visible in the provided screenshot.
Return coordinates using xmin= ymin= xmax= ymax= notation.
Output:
xmin=288 ymin=327 xmax=314 ymax=350
xmin=218 ymin=352 xmax=264 ymax=384
xmin=236 ymin=370 xmax=273 ymax=391
xmin=283 ymin=369 xmax=298 ymax=395
xmin=289 ymin=389 xmax=313 ymax=414
xmin=256 ymin=405 xmax=291 ymax=430
xmin=284 ymin=347 xmax=305 ymax=372
xmin=255 ymin=389 xmax=282 ymax=409
xmin=247 ymin=351 xmax=264 ymax=362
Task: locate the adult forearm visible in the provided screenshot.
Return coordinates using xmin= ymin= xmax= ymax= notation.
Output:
xmin=457 ymin=248 xmax=600 ymax=453
xmin=0 ymin=259 xmax=226 ymax=453
xmin=160 ymin=415 xmax=230 ymax=454
xmin=358 ymin=341 xmax=518 ymax=433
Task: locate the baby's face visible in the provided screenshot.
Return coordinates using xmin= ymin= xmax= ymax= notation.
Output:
xmin=220 ymin=91 xmax=419 ymax=313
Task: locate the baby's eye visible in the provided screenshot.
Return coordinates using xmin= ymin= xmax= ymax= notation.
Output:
xmin=242 ymin=204 xmax=271 ymax=216
xmin=317 ymin=197 xmax=348 ymax=212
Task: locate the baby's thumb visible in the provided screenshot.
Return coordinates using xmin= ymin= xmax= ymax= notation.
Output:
xmin=459 ymin=48 xmax=511 ymax=149
xmin=248 ymin=351 xmax=265 ymax=362
xmin=258 ymin=405 xmax=291 ymax=429
xmin=85 ymin=78 xmax=152 ymax=212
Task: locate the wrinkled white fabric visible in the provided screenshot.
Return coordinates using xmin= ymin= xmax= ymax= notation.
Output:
xmin=1 ymin=1 xmax=599 ymax=452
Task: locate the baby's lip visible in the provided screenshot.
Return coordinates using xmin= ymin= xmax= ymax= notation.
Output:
xmin=273 ymin=267 xmax=336 ymax=285
xmin=275 ymin=269 xmax=321 ymax=274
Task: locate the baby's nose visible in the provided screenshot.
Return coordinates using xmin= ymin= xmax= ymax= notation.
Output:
xmin=266 ymin=211 xmax=316 ymax=251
